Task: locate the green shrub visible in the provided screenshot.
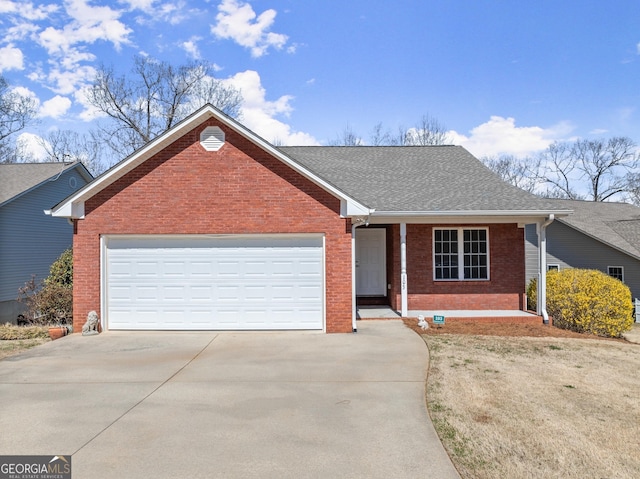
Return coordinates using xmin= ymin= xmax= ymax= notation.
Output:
xmin=526 ymin=278 xmax=537 ymax=312
xmin=17 ymin=248 xmax=73 ymax=325
xmin=45 ymin=247 xmax=73 ymax=288
xmin=545 ymin=269 xmax=633 ymax=338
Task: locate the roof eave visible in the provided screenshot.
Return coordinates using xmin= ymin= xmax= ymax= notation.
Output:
xmin=2 ymin=162 xmax=91 ymax=210
xmin=365 ymin=209 xmax=572 ymax=225
xmin=556 ymin=218 xmax=640 ymax=262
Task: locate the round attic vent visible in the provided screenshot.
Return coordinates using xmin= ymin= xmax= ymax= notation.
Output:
xmin=200 ymin=126 xmax=225 ymax=151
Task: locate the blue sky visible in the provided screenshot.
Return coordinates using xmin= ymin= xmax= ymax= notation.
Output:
xmin=1 ymin=0 xmax=639 ymax=159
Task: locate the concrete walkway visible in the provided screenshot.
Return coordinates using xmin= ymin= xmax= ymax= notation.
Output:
xmin=0 ymin=321 xmax=459 ymax=479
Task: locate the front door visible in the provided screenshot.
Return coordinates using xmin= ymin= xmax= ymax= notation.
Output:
xmin=356 ymin=228 xmax=387 ymax=296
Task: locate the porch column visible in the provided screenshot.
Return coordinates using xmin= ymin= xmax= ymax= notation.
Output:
xmin=537 ymin=215 xmax=554 ymax=324
xmin=400 ymin=223 xmax=408 ymax=317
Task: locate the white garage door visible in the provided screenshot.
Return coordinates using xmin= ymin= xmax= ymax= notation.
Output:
xmin=104 ymin=235 xmax=324 ymax=330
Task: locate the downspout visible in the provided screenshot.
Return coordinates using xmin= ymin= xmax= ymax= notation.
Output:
xmin=351 ymin=221 xmax=359 ymax=333
xmin=537 ymin=214 xmax=554 ymax=324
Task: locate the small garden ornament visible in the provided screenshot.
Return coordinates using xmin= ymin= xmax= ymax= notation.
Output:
xmin=82 ymin=311 xmax=100 ymax=336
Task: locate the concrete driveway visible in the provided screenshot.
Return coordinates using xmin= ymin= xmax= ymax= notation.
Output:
xmin=0 ymin=320 xmax=459 ymax=478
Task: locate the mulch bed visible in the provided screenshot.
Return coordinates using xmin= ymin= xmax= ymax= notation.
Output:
xmin=401 ymin=317 xmax=625 ymax=341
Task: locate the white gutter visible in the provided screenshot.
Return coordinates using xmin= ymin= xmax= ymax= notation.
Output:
xmin=537 ymin=214 xmax=555 ymax=324
xmin=369 ymin=209 xmax=572 ymax=218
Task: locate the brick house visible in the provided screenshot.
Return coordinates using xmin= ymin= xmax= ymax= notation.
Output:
xmin=50 ymin=105 xmax=570 ymax=333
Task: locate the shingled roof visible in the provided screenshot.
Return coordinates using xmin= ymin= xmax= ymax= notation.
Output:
xmin=548 ymin=199 xmax=640 ymax=261
xmin=280 ymin=145 xmax=567 ymax=214
xmin=0 ymin=162 xmax=84 ymax=206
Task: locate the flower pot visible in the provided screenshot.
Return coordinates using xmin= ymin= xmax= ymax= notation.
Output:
xmin=48 ymin=326 xmax=68 ymax=341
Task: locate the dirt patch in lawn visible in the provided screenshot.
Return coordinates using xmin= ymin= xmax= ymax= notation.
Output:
xmin=402 ymin=317 xmax=640 ymax=479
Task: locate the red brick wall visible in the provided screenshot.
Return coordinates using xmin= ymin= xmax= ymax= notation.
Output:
xmin=73 ymin=119 xmax=353 ymax=333
xmin=388 ymin=223 xmax=526 ymax=311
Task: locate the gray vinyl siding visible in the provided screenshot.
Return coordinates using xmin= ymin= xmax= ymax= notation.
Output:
xmin=0 ymin=168 xmax=88 ymax=322
xmin=525 ymin=222 xmax=640 ymax=301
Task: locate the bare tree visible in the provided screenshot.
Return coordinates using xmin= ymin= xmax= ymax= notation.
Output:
xmin=537 ymin=137 xmax=638 ymax=201
xmin=403 ymin=114 xmax=452 ymax=146
xmin=535 ymin=141 xmax=582 ymax=199
xmin=87 ymin=55 xmax=243 ymax=158
xmin=330 ymin=124 xmax=363 ymax=146
xmin=369 ymin=122 xmax=391 ymax=146
xmin=626 ymin=172 xmax=640 ymax=206
xmin=481 ymin=154 xmax=539 ymax=193
xmin=572 ymin=137 xmax=638 ymax=201
xmin=38 ymin=130 xmax=104 ymax=175
xmin=333 ymin=114 xmax=450 ymax=147
xmin=0 ymin=75 xmax=38 ymax=163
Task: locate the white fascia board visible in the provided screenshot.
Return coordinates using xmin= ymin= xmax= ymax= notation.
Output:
xmin=367 ymin=209 xmax=572 ymax=225
xmin=341 ymin=199 xmax=373 ymax=217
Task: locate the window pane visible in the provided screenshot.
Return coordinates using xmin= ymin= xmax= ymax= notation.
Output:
xmin=462 ymin=229 xmax=488 ymax=280
xmin=434 ymin=228 xmax=486 ymax=281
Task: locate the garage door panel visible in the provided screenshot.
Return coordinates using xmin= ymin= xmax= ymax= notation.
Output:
xmin=105 ymin=235 xmax=324 ymax=330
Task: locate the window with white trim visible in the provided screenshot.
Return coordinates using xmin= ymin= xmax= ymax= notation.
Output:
xmin=433 ymin=228 xmax=489 ymax=280
xmin=608 ymin=266 xmax=624 ymax=282
xmin=548 ymin=264 xmax=559 ymax=271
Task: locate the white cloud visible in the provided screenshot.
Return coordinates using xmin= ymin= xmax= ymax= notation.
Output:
xmin=16 ymin=132 xmax=48 ymax=161
xmin=119 ymin=0 xmax=156 ymax=11
xmin=224 ymin=70 xmax=318 ymax=145
xmin=74 ymin=85 xmax=105 ymax=122
xmin=448 ymin=116 xmax=574 ymax=158
xmin=39 ymin=95 xmax=72 ymax=118
xmin=181 ymin=37 xmax=201 ymax=59
xmin=11 ymin=85 xmax=39 ymax=104
xmin=0 ymin=1 xmax=58 ymax=20
xmin=0 ymin=44 xmax=24 ymax=71
xmin=212 ymin=0 xmax=288 ymax=57
xmin=5 ymin=21 xmax=40 ymax=42
xmin=37 ymin=1 xmax=132 ymax=56
xmin=47 ymin=64 xmax=96 ymax=95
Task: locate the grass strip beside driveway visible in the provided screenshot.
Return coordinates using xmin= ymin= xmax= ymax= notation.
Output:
xmin=422 ymin=333 xmax=640 ymax=479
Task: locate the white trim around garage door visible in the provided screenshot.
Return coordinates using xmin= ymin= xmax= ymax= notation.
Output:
xmin=101 ymin=234 xmax=326 ymax=331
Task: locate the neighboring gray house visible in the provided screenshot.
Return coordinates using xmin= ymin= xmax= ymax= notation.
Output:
xmin=0 ymin=162 xmax=92 ymax=323
xmin=525 ymin=199 xmax=640 ymax=302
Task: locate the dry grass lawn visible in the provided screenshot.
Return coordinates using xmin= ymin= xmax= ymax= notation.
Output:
xmin=404 ymin=319 xmax=640 ymax=478
xmin=0 ymin=339 xmax=50 ymax=360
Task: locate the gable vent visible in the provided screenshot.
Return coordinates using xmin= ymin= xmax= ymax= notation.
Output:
xmin=200 ymin=126 xmax=225 ymax=151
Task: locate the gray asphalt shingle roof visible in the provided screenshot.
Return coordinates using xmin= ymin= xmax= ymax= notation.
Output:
xmin=550 ymin=199 xmax=640 ymax=260
xmin=279 ymin=145 xmax=565 ymax=213
xmin=0 ymin=162 xmax=76 ymax=206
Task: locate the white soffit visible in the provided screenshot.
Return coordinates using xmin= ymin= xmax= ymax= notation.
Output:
xmin=200 ymin=126 xmax=225 ymax=151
